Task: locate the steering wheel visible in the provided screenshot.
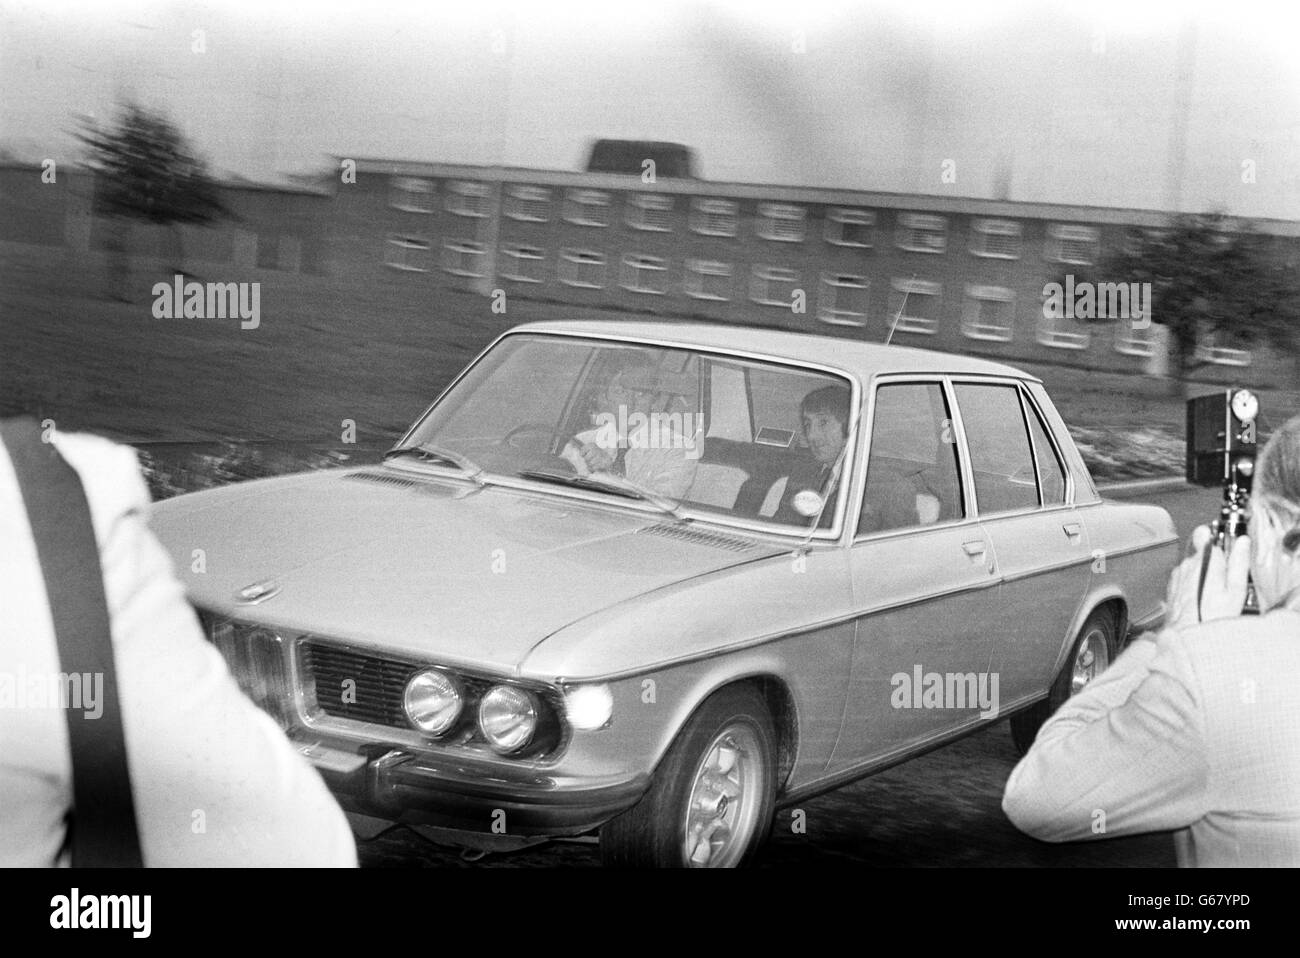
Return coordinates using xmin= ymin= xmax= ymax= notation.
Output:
xmin=501 ymin=422 xmax=580 ymax=473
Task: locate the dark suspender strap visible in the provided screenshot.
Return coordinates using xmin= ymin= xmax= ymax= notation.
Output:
xmin=0 ymin=417 xmax=143 ymax=867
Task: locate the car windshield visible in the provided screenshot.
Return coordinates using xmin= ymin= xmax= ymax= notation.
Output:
xmin=398 ymin=334 xmax=854 ymax=530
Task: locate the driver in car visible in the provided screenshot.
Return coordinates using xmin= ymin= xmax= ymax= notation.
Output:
xmin=564 ymin=356 xmax=699 ymax=500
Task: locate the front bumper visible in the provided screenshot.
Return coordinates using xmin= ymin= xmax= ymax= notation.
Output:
xmin=296 ymin=736 xmax=650 ymax=838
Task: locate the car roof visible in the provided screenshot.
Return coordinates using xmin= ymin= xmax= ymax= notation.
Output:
xmin=506 ymin=319 xmax=1040 ymax=382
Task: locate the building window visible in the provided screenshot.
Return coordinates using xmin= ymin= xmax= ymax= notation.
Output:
xmin=442 ymin=240 xmax=486 ymax=277
xmin=887 ymin=279 xmax=942 ymax=335
xmin=384 ymin=235 xmax=431 ymax=272
xmin=684 ymin=260 xmax=732 ymax=301
xmin=757 ymin=203 xmax=806 ymax=242
xmin=1046 ymin=224 xmax=1100 ymax=265
xmin=817 ymin=273 xmax=869 ymax=327
xmin=1037 ymin=312 xmax=1091 ymax=350
xmin=690 ymin=198 xmax=738 ymax=237
xmin=751 ymin=266 xmax=801 ymax=307
xmin=825 ymin=208 xmax=875 ymax=247
xmin=1195 ymin=327 xmax=1252 ymax=366
xmin=559 ymin=249 xmax=606 ymax=288
xmin=563 ymin=189 xmax=610 ymax=227
xmin=962 ymin=285 xmax=1015 ymax=341
xmin=970 ymin=218 xmax=1022 ymax=259
xmin=620 ymin=254 xmax=669 ymax=295
xmin=504 ymin=186 xmax=551 ymax=223
xmin=445 ymin=181 xmax=491 ymax=218
xmin=500 ymin=245 xmax=546 ymax=283
xmin=896 ymin=213 xmax=947 ymax=254
xmin=1122 ymin=226 xmax=1171 ymax=257
xmin=1114 ymin=317 xmax=1156 ymax=357
xmin=389 ymin=177 xmax=435 ymax=214
xmin=626 ymin=193 xmax=674 ymax=232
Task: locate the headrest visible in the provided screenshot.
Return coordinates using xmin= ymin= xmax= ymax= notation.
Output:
xmin=621 ymin=368 xmax=697 ymax=397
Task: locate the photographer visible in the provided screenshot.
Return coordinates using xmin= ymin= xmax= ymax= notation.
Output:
xmin=1002 ymin=414 xmax=1300 ymax=867
xmin=1 ymin=422 xmax=357 ymax=867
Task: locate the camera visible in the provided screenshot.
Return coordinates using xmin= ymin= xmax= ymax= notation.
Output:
xmin=1186 ymin=387 xmax=1260 ymax=614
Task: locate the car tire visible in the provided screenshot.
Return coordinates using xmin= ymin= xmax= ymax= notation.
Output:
xmin=599 ymin=685 xmax=777 ymax=868
xmin=1009 ymin=608 xmax=1117 ymax=756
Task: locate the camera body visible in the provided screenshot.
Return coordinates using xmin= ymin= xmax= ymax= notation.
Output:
xmin=1186 ymin=388 xmax=1260 ymax=613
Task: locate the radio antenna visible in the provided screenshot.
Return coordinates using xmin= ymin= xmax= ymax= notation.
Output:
xmin=884 ymin=274 xmax=916 ymax=346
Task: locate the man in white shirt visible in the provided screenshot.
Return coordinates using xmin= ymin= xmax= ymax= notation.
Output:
xmin=0 ymin=425 xmax=356 ymax=867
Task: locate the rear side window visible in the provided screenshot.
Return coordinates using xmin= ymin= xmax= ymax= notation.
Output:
xmin=1025 ymin=399 xmax=1067 ymax=505
xmin=953 ymin=383 xmax=1038 ymax=514
xmin=859 ymin=383 xmax=964 ymax=535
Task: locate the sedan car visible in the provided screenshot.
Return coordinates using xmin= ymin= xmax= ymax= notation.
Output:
xmin=149 ymin=320 xmax=1179 ymax=867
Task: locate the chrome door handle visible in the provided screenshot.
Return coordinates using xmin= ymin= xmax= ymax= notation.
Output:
xmin=962 ymin=540 xmax=987 ymax=556
xmin=1063 ymin=522 xmax=1082 ymax=538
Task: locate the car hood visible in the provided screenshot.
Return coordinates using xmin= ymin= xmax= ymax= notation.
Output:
xmin=149 ymin=467 xmax=781 ymax=674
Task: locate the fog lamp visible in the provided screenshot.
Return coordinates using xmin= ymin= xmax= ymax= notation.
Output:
xmin=563 ymin=684 xmax=613 ymax=730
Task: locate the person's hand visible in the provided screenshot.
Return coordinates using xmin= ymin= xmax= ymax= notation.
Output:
xmin=1165 ymin=525 xmax=1252 ymax=630
xmin=578 ymin=441 xmax=615 ymax=472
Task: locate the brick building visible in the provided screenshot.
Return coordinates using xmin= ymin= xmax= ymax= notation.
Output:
xmin=3 ymin=157 xmax=1297 ymax=385
xmin=334 ymin=156 xmax=1300 ymax=384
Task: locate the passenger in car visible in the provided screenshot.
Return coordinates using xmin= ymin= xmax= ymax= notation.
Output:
xmin=770 ymin=385 xmax=852 ymax=528
xmin=567 ymin=355 xmax=699 ymax=500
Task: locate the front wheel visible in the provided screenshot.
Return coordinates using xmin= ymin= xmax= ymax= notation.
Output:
xmin=1010 ymin=609 xmax=1117 ymax=756
xmin=600 ymin=686 xmax=776 ymax=868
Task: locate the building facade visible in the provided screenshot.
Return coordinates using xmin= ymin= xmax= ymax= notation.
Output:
xmin=341 ymin=157 xmax=1300 ymax=384
xmin=3 ymin=158 xmax=1296 ymax=385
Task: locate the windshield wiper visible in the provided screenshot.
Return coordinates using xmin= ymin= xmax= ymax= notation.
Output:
xmin=518 ymin=469 xmax=686 ymax=522
xmin=383 ymin=443 xmax=487 ymax=488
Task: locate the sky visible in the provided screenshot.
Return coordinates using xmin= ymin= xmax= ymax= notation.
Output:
xmin=3 ymin=0 xmax=1300 ymax=218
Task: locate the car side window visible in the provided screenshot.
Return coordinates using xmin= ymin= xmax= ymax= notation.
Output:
xmin=858 ymin=383 xmax=964 ymax=535
xmin=1024 ymin=397 xmax=1067 ymax=505
xmin=952 ymin=383 xmax=1038 ymax=515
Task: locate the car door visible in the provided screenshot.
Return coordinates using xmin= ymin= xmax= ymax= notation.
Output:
xmin=827 ymin=378 xmax=1002 ymax=775
xmin=949 ymin=380 xmax=1091 ymax=711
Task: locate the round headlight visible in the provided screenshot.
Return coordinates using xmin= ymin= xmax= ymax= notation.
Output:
xmin=478 ymin=685 xmax=537 ymax=753
xmin=403 ymin=669 xmax=463 ymax=736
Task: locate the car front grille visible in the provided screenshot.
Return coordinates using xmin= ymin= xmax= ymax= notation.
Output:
xmin=300 ymin=640 xmax=420 ymax=727
xmin=298 ymin=638 xmax=567 ymax=758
